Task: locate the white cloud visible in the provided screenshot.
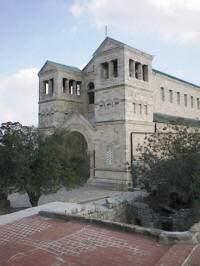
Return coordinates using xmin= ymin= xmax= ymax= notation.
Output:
xmin=0 ymin=68 xmax=39 ymax=126
xmin=70 ymin=25 xmax=78 ymax=33
xmin=70 ymin=0 xmax=84 ymax=17
xmin=70 ymin=0 xmax=200 ymax=46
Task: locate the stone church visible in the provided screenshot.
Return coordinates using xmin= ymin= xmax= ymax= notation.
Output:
xmin=38 ymin=37 xmax=200 ymax=189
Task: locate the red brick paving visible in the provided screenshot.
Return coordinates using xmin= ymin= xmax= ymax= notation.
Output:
xmin=0 ymin=215 xmax=199 ymax=266
xmin=184 ymin=244 xmax=200 ymax=266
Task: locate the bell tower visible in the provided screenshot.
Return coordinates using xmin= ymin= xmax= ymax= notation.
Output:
xmin=38 ymin=61 xmax=83 ymax=130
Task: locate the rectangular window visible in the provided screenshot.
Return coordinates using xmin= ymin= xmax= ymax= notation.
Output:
xmin=145 ymin=105 xmax=148 ymax=115
xmin=129 ymin=59 xmax=134 ymax=77
xmin=160 ymin=87 xmax=165 ymax=102
xmin=88 ymin=91 xmax=94 ymax=104
xmin=139 ymin=104 xmax=142 ymax=114
xmin=191 ymin=96 xmax=194 ymax=108
xmin=62 ymin=78 xmax=68 ymax=93
xmin=111 ymin=59 xmax=118 ymax=77
xmin=184 ymin=94 xmax=187 ymax=107
xmin=177 ymin=92 xmax=180 ymax=105
xmin=69 ymin=80 xmax=75 ymax=95
xmin=135 ymin=62 xmax=142 ymax=80
xmin=133 ymin=103 xmax=136 ymax=113
xmin=101 ymin=62 xmax=109 ymax=79
xmin=76 ymin=82 xmax=81 ymax=96
xmin=169 ymin=90 xmax=173 ymax=103
xmin=197 ymin=98 xmax=200 ymax=109
xmin=44 ymin=80 xmax=49 ymax=95
xmin=106 ymin=149 xmax=113 ymax=165
xmin=142 ymin=65 xmax=148 ymax=82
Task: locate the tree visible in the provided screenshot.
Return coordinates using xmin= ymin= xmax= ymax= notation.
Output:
xmin=0 ymin=122 xmax=89 ymax=206
xmin=41 ymin=129 xmax=90 ymax=190
xmin=0 ymin=122 xmax=23 ymax=206
xmin=133 ymin=125 xmax=200 ymax=209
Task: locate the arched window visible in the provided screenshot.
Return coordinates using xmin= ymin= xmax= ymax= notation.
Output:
xmin=88 ymin=82 xmax=95 ymax=104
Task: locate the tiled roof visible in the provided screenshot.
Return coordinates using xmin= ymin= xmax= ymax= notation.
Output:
xmin=93 ymin=37 xmax=153 ymax=58
xmin=47 ymin=60 xmax=81 ymax=73
xmin=153 ymin=69 xmax=200 ymax=88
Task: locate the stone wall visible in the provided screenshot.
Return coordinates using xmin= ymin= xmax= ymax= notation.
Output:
xmin=127 ymin=201 xmax=194 ymax=232
xmin=37 ymin=37 xmax=200 ymax=189
xmin=153 ymin=70 xmax=200 ymax=121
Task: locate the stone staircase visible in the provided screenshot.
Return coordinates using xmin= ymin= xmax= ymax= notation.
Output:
xmin=155 ymin=243 xmax=200 ymax=266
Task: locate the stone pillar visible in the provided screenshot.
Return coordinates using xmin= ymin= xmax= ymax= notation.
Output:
xmin=67 ymin=79 xmax=70 ymax=92
xmin=72 ymin=80 xmax=76 ymax=95
xmin=65 ymin=79 xmax=69 ymax=94
xmin=48 ymin=80 xmax=52 ymax=95
xmin=110 ymin=61 xmax=113 ymax=78
xmin=62 ymin=78 xmax=68 ymax=93
xmin=138 ymin=63 xmax=143 ymax=80
xmin=129 ymin=60 xmax=135 ymax=77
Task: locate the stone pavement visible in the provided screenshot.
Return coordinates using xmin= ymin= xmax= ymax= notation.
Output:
xmin=8 ymin=184 xmax=122 ymax=208
xmin=0 ymin=215 xmax=200 ymax=266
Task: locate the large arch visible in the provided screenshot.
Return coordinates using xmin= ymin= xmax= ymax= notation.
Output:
xmin=63 ymin=112 xmax=96 ymax=179
xmin=65 ymin=123 xmax=94 ymax=151
xmin=68 ymin=131 xmax=88 ymax=154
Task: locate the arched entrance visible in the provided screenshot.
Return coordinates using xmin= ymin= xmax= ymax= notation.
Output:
xmin=68 ymin=130 xmax=95 ymax=181
xmin=69 ymin=131 xmax=88 ymax=155
xmin=63 ymin=112 xmax=96 ymax=180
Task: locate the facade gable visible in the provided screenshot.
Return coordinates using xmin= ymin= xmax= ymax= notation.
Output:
xmin=38 ymin=61 xmax=58 ymax=76
xmin=93 ymin=37 xmax=124 ymax=57
xmin=38 ymin=61 xmax=81 ymax=76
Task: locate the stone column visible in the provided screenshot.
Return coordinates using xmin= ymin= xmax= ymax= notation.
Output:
xmin=72 ymin=80 xmax=76 ymax=95
xmin=65 ymin=79 xmax=69 ymax=94
xmin=129 ymin=60 xmax=135 ymax=77
xmin=138 ymin=63 xmax=143 ymax=80
xmin=110 ymin=61 xmax=114 ymax=78
xmin=48 ymin=80 xmax=52 ymax=95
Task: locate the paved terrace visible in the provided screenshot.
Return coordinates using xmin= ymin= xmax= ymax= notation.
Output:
xmin=0 ymin=215 xmax=199 ymax=266
xmin=1 ymin=186 xmax=200 ymax=265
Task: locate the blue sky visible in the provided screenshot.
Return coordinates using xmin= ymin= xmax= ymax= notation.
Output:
xmin=0 ymin=0 xmax=200 ymax=125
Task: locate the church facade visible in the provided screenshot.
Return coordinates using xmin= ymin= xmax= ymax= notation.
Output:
xmin=38 ymin=37 xmax=200 ymax=189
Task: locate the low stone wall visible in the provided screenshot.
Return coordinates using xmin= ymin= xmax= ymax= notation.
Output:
xmin=2 ymin=189 xmax=200 ymax=245
xmin=79 ymin=200 xmax=128 ymax=223
xmin=64 ymin=191 xmax=148 ymax=223
xmin=39 ymin=211 xmax=200 ymax=245
xmin=39 ymin=191 xmax=200 ymax=245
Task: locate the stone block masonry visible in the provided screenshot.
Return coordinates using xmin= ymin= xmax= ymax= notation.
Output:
xmin=38 ymin=37 xmax=200 ymax=189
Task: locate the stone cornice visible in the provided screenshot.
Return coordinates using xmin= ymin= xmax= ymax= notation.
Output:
xmin=95 ymin=83 xmax=153 ymax=93
xmin=39 ymin=98 xmax=83 ymax=104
